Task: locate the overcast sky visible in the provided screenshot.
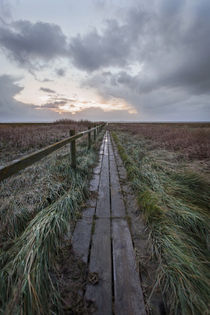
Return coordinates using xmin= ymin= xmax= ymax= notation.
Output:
xmin=0 ymin=0 xmax=210 ymax=122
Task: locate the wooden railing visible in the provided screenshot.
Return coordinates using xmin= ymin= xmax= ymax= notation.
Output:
xmin=0 ymin=124 xmax=105 ymax=182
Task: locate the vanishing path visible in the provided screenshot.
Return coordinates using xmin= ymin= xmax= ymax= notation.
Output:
xmin=72 ymin=131 xmax=146 ymax=315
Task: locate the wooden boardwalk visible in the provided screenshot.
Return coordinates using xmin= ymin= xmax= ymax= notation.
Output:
xmin=72 ymin=131 xmax=146 ymax=315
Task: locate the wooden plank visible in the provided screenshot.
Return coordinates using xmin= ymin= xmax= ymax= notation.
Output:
xmin=108 ymin=144 xmax=114 ymax=160
xmin=93 ymin=139 xmax=104 ymax=174
xmin=96 ymin=146 xmax=110 ymax=217
xmin=89 ymin=174 xmax=100 ymax=192
xmin=85 ymin=133 xmax=105 ymax=208
xmin=103 ymin=132 xmax=109 ymax=156
xmin=85 ymin=218 xmax=112 ymax=315
xmin=112 ymin=219 xmax=146 ymax=315
xmin=110 ymin=157 xmax=126 ymax=217
xmin=93 ymin=153 xmax=103 ymax=174
xmin=99 ymin=138 xmax=105 ymax=155
xmin=86 ymin=198 xmax=97 ymax=208
xmin=72 ymin=215 xmax=93 ymax=264
xmin=82 ymin=207 xmax=95 ymax=218
xmin=111 ymin=138 xmax=127 ymax=180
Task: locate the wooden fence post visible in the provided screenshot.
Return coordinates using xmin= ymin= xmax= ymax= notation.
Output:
xmin=88 ymin=126 xmax=91 ymax=149
xmin=94 ymin=127 xmax=96 ymax=141
xmin=70 ymin=129 xmax=76 ymax=168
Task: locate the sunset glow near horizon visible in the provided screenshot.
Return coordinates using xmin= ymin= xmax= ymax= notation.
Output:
xmin=0 ymin=0 xmax=210 ymax=122
xmin=14 ymin=75 xmax=136 ymax=114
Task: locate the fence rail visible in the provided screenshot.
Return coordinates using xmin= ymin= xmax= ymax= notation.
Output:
xmin=0 ymin=124 xmax=105 ymax=182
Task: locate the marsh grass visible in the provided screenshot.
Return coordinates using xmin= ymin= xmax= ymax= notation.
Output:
xmin=112 ymin=131 xmax=210 ymax=315
xmin=0 ymin=136 xmax=98 ymax=247
xmin=0 ymin=120 xmax=94 ymax=165
xmin=0 ymin=131 xmax=104 ymax=314
xmin=113 ymin=122 xmax=210 ymax=159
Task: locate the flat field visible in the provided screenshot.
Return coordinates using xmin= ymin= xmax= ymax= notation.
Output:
xmin=111 ymin=122 xmax=210 ymax=315
xmin=0 ymin=120 xmax=103 ymax=314
xmin=0 ymin=120 xmax=93 ymax=165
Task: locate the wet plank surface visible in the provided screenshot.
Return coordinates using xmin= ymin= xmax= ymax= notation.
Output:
xmin=72 ymin=216 xmax=93 ymax=264
xmin=110 ymin=156 xmax=126 ymax=217
xmin=112 ymin=218 xmax=146 ymax=315
xmin=95 ymin=133 xmax=110 ymax=217
xmin=73 ymin=131 xmax=146 ymax=314
xmin=71 ymin=138 xmax=105 ymax=262
xmin=85 ymin=218 xmax=112 ymax=315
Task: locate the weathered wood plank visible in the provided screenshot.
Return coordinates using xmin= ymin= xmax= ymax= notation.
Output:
xmin=93 ymin=154 xmax=103 ymax=175
xmin=85 ymin=218 xmax=112 ymax=315
xmin=86 ymin=197 xmax=97 ymax=208
xmin=82 ymin=207 xmax=95 ymax=218
xmin=108 ymin=145 xmax=115 ymax=160
xmin=110 ymin=157 xmax=126 ymax=217
xmin=72 ymin=215 xmax=93 ymax=264
xmin=103 ymin=133 xmax=109 ymax=156
xmin=111 ymin=137 xmax=127 ymax=180
xmin=96 ymin=138 xmax=110 ymax=217
xmin=99 ymin=137 xmax=105 ymax=155
xmin=112 ymin=218 xmax=146 ymax=315
xmin=89 ymin=174 xmax=100 ymax=192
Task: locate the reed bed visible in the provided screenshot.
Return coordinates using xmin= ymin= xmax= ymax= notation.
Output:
xmin=112 ymin=130 xmax=210 ymax=315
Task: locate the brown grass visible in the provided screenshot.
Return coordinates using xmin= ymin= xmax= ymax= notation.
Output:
xmin=111 ymin=122 xmax=210 ymax=160
xmin=0 ymin=120 xmax=95 ymax=165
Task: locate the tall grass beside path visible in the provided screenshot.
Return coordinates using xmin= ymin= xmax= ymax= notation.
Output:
xmin=0 ymin=132 xmax=104 ymax=314
xmin=112 ymin=131 xmax=210 ymax=315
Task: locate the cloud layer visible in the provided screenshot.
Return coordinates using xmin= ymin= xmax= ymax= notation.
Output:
xmin=0 ymin=0 xmax=210 ymax=121
xmin=0 ymin=20 xmax=68 ymax=69
xmin=77 ymin=0 xmax=210 ymax=119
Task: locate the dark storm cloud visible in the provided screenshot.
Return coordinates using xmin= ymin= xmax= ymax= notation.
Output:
xmin=72 ymin=0 xmax=210 ymax=98
xmin=69 ymin=19 xmax=134 ymax=71
xmin=55 ymin=68 xmax=66 ymax=77
xmin=40 ymin=87 xmax=56 ymax=94
xmin=69 ymin=7 xmax=153 ymax=72
xmin=0 ymin=20 xmax=68 ymax=69
xmin=1 ymin=0 xmax=210 ymax=97
xmin=75 ymin=0 xmax=210 ymax=120
xmin=40 ymin=100 xmax=67 ymax=109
